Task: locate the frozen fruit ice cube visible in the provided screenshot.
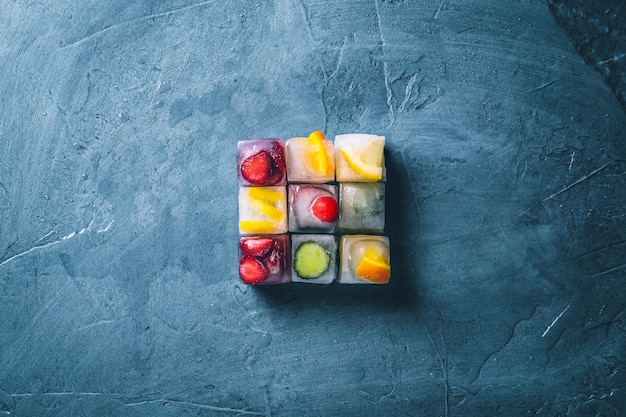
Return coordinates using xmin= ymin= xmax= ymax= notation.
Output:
xmin=338 ymin=183 xmax=385 ymax=233
xmin=239 ymin=186 xmax=288 ymax=235
xmin=291 ymin=234 xmax=337 ymax=284
xmin=338 ymin=235 xmax=390 ymax=284
xmin=238 ymin=139 xmax=286 ymax=186
xmin=288 ymin=184 xmax=338 ymax=233
xmin=334 ymin=134 xmax=385 ymax=182
xmin=285 ymin=131 xmax=335 ymax=183
xmin=239 ymin=235 xmax=291 ymax=284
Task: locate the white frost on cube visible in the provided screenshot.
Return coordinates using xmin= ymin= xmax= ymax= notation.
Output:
xmin=338 ymin=183 xmax=385 ymax=233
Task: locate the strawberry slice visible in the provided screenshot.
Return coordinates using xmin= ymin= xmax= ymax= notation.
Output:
xmin=269 ymin=142 xmax=286 ymax=172
xmin=311 ymin=195 xmax=338 ymax=223
xmin=267 ymin=142 xmax=286 ymax=184
xmin=241 ymin=150 xmax=273 ymax=185
xmin=239 ymin=256 xmax=269 ymax=284
xmin=240 ymin=237 xmax=273 ymax=258
xmin=263 ymin=239 xmax=285 ymax=275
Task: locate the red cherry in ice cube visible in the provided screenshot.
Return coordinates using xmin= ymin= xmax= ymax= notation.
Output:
xmin=311 ymin=195 xmax=338 ymax=223
xmin=239 ymin=256 xmax=269 ymax=284
xmin=241 ymin=150 xmax=273 ymax=185
xmin=240 ymin=237 xmax=273 ymax=258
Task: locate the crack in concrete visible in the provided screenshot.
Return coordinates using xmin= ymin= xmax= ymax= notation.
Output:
xmin=0 ymin=232 xmax=78 ymax=268
xmin=543 ymin=162 xmax=611 ymax=202
xmin=427 ymin=319 xmax=449 ymax=417
xmin=61 ymin=0 xmax=220 ymax=48
xmin=434 ymin=0 xmax=445 ymax=19
xmin=530 ymin=79 xmax=559 ymax=92
xmin=591 ymin=262 xmax=626 ymax=278
xmin=10 ymin=392 xmax=267 ymax=416
xmin=542 ymin=305 xmax=570 ymax=338
xmin=0 ymin=219 xmax=114 ymax=268
xmin=125 ymin=398 xmax=267 ymax=415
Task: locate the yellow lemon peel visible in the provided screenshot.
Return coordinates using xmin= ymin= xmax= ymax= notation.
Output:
xmin=249 ymin=198 xmax=284 ymax=221
xmin=248 ymin=187 xmax=283 ymax=203
xmin=239 ymin=220 xmax=277 ymax=234
xmin=340 ymin=149 xmax=383 ymax=181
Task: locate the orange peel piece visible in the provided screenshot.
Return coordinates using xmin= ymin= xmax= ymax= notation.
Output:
xmin=307 ymin=130 xmax=333 ymax=176
xmin=355 ymin=256 xmax=391 ymax=283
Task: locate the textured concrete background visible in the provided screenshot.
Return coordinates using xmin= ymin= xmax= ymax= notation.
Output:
xmin=549 ymin=0 xmax=626 ymax=111
xmin=1 ymin=1 xmax=625 ymax=416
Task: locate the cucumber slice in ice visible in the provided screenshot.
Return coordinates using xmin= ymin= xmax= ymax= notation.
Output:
xmin=294 ymin=241 xmax=330 ymax=279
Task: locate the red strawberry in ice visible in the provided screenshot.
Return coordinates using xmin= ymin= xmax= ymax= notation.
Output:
xmin=267 ymin=142 xmax=286 ymax=184
xmin=241 ymin=150 xmax=273 ymax=185
xmin=263 ymin=239 xmax=285 ymax=275
xmin=240 ymin=237 xmax=273 ymax=258
xmin=269 ymin=142 xmax=286 ymax=172
xmin=239 ymin=256 xmax=269 ymax=284
xmin=311 ymin=195 xmax=338 ymax=223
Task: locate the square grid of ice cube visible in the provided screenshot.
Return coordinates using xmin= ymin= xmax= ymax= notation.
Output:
xmin=237 ymin=132 xmax=391 ymax=285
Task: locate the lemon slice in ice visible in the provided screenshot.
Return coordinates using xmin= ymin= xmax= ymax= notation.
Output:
xmin=248 ymin=187 xmax=283 ymax=203
xmin=249 ymin=198 xmax=284 ymax=221
xmin=340 ymin=136 xmax=384 ymax=181
xmin=340 ymin=149 xmax=382 ymax=181
xmin=247 ymin=188 xmax=285 ymax=221
xmin=239 ymin=220 xmax=277 ymax=234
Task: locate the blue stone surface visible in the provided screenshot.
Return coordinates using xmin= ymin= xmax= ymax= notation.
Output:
xmin=1 ymin=1 xmax=624 ymax=415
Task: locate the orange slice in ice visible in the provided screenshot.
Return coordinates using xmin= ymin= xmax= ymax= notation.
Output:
xmin=306 ymin=130 xmax=333 ymax=176
xmin=355 ymin=256 xmax=391 ymax=283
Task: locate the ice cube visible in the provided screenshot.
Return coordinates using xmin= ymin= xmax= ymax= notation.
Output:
xmin=291 ymin=234 xmax=337 ymax=284
xmin=239 ymin=186 xmax=288 ymax=235
xmin=237 ymin=139 xmax=286 ymax=186
xmin=334 ymin=134 xmax=385 ymax=182
xmin=285 ymin=131 xmax=335 ymax=183
xmin=239 ymin=235 xmax=291 ymax=284
xmin=338 ymin=235 xmax=390 ymax=284
xmin=338 ymin=183 xmax=385 ymax=233
xmin=288 ymin=184 xmax=338 ymax=233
